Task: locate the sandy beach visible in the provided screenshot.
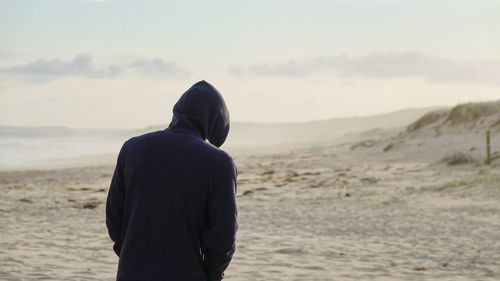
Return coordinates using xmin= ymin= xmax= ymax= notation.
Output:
xmin=1 ymin=128 xmax=499 ymax=280
xmin=1 ymin=102 xmax=500 ymax=280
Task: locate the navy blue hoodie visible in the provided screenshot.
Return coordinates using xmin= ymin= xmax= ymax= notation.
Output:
xmin=106 ymin=81 xmax=238 ymax=281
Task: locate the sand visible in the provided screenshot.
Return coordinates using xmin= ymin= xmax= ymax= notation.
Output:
xmin=1 ymin=136 xmax=499 ymax=280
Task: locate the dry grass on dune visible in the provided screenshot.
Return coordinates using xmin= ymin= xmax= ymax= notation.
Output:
xmin=406 ymin=100 xmax=500 ymax=135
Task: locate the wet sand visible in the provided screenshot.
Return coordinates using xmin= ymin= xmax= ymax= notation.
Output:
xmin=1 ymin=142 xmax=499 ymax=280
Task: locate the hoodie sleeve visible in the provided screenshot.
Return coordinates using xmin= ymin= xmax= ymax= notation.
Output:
xmin=106 ymin=141 xmax=128 ymax=257
xmin=202 ymin=153 xmax=238 ymax=281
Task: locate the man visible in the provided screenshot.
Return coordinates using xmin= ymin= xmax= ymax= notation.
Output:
xmin=106 ymin=81 xmax=238 ymax=281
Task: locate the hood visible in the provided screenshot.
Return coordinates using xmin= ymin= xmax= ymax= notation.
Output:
xmin=167 ymin=80 xmax=230 ymax=147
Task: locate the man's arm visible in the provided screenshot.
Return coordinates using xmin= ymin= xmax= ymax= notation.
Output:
xmin=106 ymin=141 xmax=128 ymax=256
xmin=202 ymin=153 xmax=238 ymax=281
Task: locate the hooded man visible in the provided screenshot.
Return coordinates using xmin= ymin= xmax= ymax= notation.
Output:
xmin=106 ymin=81 xmax=238 ymax=281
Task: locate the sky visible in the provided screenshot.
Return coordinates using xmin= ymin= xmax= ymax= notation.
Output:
xmin=0 ymin=0 xmax=499 ymax=128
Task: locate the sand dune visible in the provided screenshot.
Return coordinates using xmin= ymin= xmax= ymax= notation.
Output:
xmin=406 ymin=100 xmax=500 ymax=136
xmin=346 ymin=100 xmax=500 ymax=165
xmin=120 ymin=107 xmax=439 ymax=147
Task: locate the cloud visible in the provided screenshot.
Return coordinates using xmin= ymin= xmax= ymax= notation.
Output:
xmin=1 ymin=54 xmax=190 ymax=80
xmin=230 ymin=52 xmax=500 ymax=85
xmin=129 ymin=59 xmax=187 ymax=76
